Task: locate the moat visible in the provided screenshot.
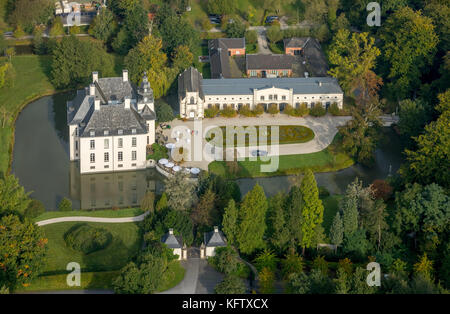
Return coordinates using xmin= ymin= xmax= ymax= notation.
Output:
xmin=12 ymin=92 xmax=404 ymax=210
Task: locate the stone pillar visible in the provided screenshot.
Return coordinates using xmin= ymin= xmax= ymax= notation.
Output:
xmin=200 ymin=243 xmax=205 ymax=259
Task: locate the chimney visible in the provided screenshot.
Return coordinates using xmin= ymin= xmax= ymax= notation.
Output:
xmin=169 ymin=228 xmax=174 ymax=235
xmin=122 ymin=69 xmax=128 ymax=82
xmin=124 ymin=97 xmax=130 ymax=109
xmin=94 ymin=99 xmax=100 ymax=111
xmin=214 ymin=226 xmax=219 ymax=233
xmin=92 ymin=71 xmax=98 ymax=83
xmin=89 ymin=84 xmax=95 ymax=96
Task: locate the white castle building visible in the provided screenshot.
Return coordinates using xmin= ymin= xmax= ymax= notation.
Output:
xmin=178 ymin=67 xmax=344 ymax=119
xmin=67 ymin=70 xmax=156 ymax=174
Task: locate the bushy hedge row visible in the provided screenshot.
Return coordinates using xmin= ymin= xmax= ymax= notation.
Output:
xmin=64 ymin=224 xmax=112 ymax=254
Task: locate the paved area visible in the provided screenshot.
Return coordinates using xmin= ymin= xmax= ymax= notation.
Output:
xmin=161 ymin=114 xmax=351 ymax=170
xmin=160 ymin=258 xmax=223 ymax=294
xmin=36 ymin=212 xmax=149 ymax=226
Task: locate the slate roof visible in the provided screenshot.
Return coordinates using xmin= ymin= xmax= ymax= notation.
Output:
xmin=178 ymin=67 xmax=204 ymax=99
xmin=161 ymin=232 xmax=183 ymax=249
xmin=95 ymin=77 xmax=137 ymax=103
xmin=201 ymin=77 xmax=343 ymax=95
xmin=302 ymin=38 xmax=329 ymax=77
xmin=81 ymin=103 xmax=148 ymax=137
xmin=283 ymin=37 xmax=310 ymax=48
xmin=246 ymin=54 xmax=296 ymax=71
xmin=140 ymin=105 xmax=156 ymax=120
xmin=208 ymin=38 xmax=245 ymax=79
xmin=204 ymin=228 xmax=227 ymax=247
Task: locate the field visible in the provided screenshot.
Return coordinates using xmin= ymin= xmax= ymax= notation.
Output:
xmin=208 ymin=133 xmax=354 ymax=179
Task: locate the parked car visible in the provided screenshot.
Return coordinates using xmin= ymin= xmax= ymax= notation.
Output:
xmin=265 ymin=15 xmax=278 ymax=23
xmin=251 ymin=150 xmax=268 ymax=157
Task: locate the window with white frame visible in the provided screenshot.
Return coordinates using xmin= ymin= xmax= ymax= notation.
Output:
xmin=132 ymin=151 xmax=136 ymax=161
xmin=104 ymin=152 xmax=109 ymax=162
xmin=90 ymin=140 xmax=95 ymax=149
xmin=104 ymin=139 xmax=109 ymax=149
xmin=118 ymin=138 xmax=123 ymax=148
xmin=132 ymin=137 xmax=137 ymax=147
xmin=90 ymin=153 xmax=95 ymax=163
xmin=118 ymin=151 xmax=123 ymax=162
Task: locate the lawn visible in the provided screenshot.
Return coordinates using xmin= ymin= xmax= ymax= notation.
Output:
xmin=40 ymin=221 xmax=142 ymax=275
xmin=33 ymin=208 xmax=144 ymax=223
xmin=157 ymin=261 xmax=186 ymax=292
xmin=208 ymin=133 xmax=354 ymax=179
xmin=206 ymin=125 xmax=315 ymax=147
xmin=0 ymin=55 xmax=55 ymax=174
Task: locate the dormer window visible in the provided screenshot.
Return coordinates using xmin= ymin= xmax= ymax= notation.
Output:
xmin=104 ymin=130 xmax=109 ymax=136
xmin=90 ymin=130 xmax=95 ymax=137
xmin=118 ymin=129 xmax=123 ymax=135
xmin=132 ymin=128 xmax=136 ymax=134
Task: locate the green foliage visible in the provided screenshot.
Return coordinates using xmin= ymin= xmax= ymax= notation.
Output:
xmin=309 ymin=103 xmax=326 ymax=117
xmin=164 ymin=171 xmax=198 ymax=211
xmin=9 ymin=0 xmax=53 ymax=33
xmin=380 ymin=7 xmax=438 ymax=100
xmin=300 ymin=169 xmax=324 ymax=250
xmin=190 ymin=189 xmax=218 ymax=226
xmin=64 ymin=224 xmax=112 ymax=254
xmin=267 ymin=192 xmax=289 ymax=253
xmin=155 ymin=100 xmax=175 ymax=122
xmin=89 ymin=8 xmax=118 ymax=43
xmin=141 ymin=192 xmax=155 ymax=212
xmin=281 ymin=251 xmax=304 ymax=280
xmin=267 ymin=104 xmax=279 ymax=115
xmin=285 ymin=186 xmax=303 ymax=249
xmin=156 ymin=193 xmax=168 ymax=212
xmin=266 ymin=25 xmax=282 ymax=44
xmin=342 ymin=229 xmax=371 ymax=261
xmin=58 ymin=197 xmax=72 ymax=212
xmin=0 ymin=214 xmax=47 ymax=290
xmin=219 ymin=106 xmax=237 ymax=118
xmin=328 ymin=103 xmax=341 ymax=116
xmin=49 ymin=17 xmax=64 ymax=37
xmin=329 ymin=212 xmax=343 ymax=246
xmin=0 ymin=174 xmax=31 ymax=216
xmin=205 ymin=106 xmax=220 ymax=118
xmin=312 ymin=255 xmax=328 ymax=276
xmin=51 ymin=36 xmax=115 ymax=89
xmin=147 ymin=143 xmax=169 ymax=161
xmin=222 ymin=199 xmax=238 ymax=246
xmin=259 ymin=267 xmax=275 ymax=293
xmin=212 ymin=246 xmax=239 ymax=275
xmin=206 ymin=0 xmax=237 ymax=15
xmin=253 ymin=249 xmax=278 ymax=272
xmin=24 ymin=199 xmax=45 ymax=219
xmin=225 ymin=20 xmax=246 ymax=38
xmin=172 ymin=45 xmax=194 ymax=71
xmin=245 ymin=30 xmax=257 ymax=44
xmin=215 ymin=274 xmax=245 ymax=294
xmin=397 ymin=99 xmax=432 ymax=147
xmin=0 ymin=62 xmax=15 ymax=89
xmin=236 ymin=184 xmax=268 ymax=255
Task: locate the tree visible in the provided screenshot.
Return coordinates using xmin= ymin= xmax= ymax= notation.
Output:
xmin=164 ymin=171 xmax=198 ymax=211
xmin=141 ymin=191 xmax=155 ymax=212
xmin=370 ymin=180 xmax=393 ymax=202
xmin=341 ymin=179 xmax=360 ymax=237
xmin=397 ymin=99 xmax=432 ymax=148
xmin=51 ymin=36 xmax=115 ymax=89
xmin=259 ymin=267 xmax=275 ymax=293
xmin=414 ymin=253 xmax=434 ymax=282
xmin=285 ymin=186 xmax=303 ymax=249
xmin=207 ymin=0 xmax=237 ymax=15
xmin=155 ymin=100 xmax=175 ymax=122
xmin=24 ymin=199 xmax=45 ymax=219
xmin=266 ymin=25 xmax=282 ymax=43
xmin=331 ymin=13 xmax=350 ymax=33
xmin=380 ymin=7 xmax=438 ymax=100
xmin=245 ymin=30 xmax=257 ymax=45
xmin=58 ymin=197 xmax=72 ymax=211
xmin=215 ymin=275 xmax=245 ymax=294
xmin=0 ymin=174 xmax=31 ymax=216
xmin=236 ymin=184 xmax=268 ymax=255
xmin=213 ymin=246 xmax=239 ymax=274
xmin=302 ymin=0 xmax=327 ymax=24
xmin=339 ymin=100 xmax=383 ymax=166
xmin=49 ymin=17 xmax=64 ymax=37
xmin=328 ymin=29 xmax=382 ymax=100
xmin=329 ymin=212 xmax=344 ymax=246
xmin=171 ymin=45 xmax=194 ymax=71
xmin=342 ymin=229 xmax=371 ymax=260
xmin=0 ymin=62 xmax=15 ymax=89
xmin=281 ymin=251 xmax=304 ymax=280
xmin=402 ymin=90 xmax=450 ymax=188
xmin=0 ymin=214 xmax=47 ymax=290
xmin=253 ymin=249 xmax=278 ymax=272
xmin=9 ymin=0 xmax=53 ymax=33
xmin=89 ymin=8 xmax=118 ymax=43
xmin=225 ymin=20 xmax=245 ymax=38
xmin=423 ymin=2 xmax=450 ymax=52
xmin=124 ymin=35 xmax=171 ymax=99
xmin=190 ymin=189 xmax=217 ymax=226
xmin=155 ymin=192 xmax=168 ymax=212
xmin=267 ymin=192 xmax=289 ymax=253
xmin=299 ymin=169 xmax=324 ymax=253
xmin=364 ymin=200 xmax=388 ymax=251
xmin=222 ymin=199 xmax=238 ymax=246
xmin=157 ymin=13 xmax=197 ymax=56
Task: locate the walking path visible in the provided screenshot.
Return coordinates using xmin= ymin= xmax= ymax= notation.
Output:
xmin=36 ymin=212 xmax=149 ymax=226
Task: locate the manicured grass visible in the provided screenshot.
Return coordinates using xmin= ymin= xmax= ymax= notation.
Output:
xmin=206 ymin=125 xmax=315 ymax=147
xmin=246 ymin=43 xmax=258 ymax=54
xmin=33 ymin=208 xmax=144 ymax=223
xmin=0 ymin=55 xmax=55 ymax=174
xmin=321 ymin=195 xmax=342 ymax=234
xmin=40 ymin=221 xmax=142 ymax=275
xmin=16 ymin=271 xmax=119 ymax=292
xmin=208 ymin=133 xmax=354 ymax=179
xmin=157 ymin=261 xmax=186 ymax=292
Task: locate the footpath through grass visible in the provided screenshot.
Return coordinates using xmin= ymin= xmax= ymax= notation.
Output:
xmin=208 ymin=133 xmax=354 ymax=179
xmin=33 ymin=208 xmax=144 ymax=223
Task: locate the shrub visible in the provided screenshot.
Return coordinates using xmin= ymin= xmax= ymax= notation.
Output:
xmin=238 ymin=105 xmax=253 ymax=117
xmin=220 ymin=106 xmax=238 ymax=118
xmin=147 ymin=143 xmax=168 ymax=161
xmin=295 ymin=103 xmax=309 ymax=116
xmin=65 ymin=224 xmax=112 ymax=254
xmin=253 ymin=104 xmax=264 ymax=116
xmin=329 ymin=103 xmax=341 ymax=116
xmin=59 ymin=197 xmax=72 ymax=211
xmin=215 ymin=275 xmax=246 ymax=294
xmin=13 ymin=25 xmax=25 ymax=38
xmin=283 ymin=104 xmax=295 ymax=116
xmin=370 ymin=180 xmax=393 ymax=201
xmin=318 ymin=186 xmax=330 ymax=198
xmin=267 ymin=104 xmax=279 ymax=115
xmin=25 ymin=199 xmax=45 ymax=218
xmin=155 ymin=100 xmax=174 ymax=122
xmin=205 ymin=107 xmax=219 ymax=118
xmin=309 ymin=103 xmax=326 ymax=117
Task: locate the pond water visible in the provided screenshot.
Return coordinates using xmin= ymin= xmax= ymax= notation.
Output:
xmin=12 ymin=92 xmax=404 ymax=210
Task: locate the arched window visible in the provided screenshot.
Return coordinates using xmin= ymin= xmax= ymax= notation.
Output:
xmin=190 ymin=96 xmax=195 ymax=104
